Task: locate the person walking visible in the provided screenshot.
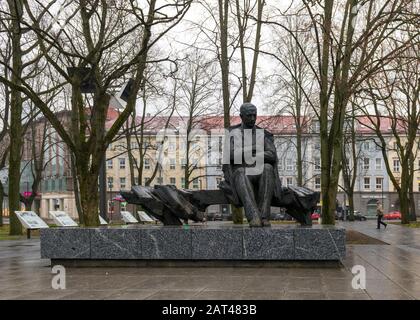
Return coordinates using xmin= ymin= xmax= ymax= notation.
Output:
xmin=376 ymin=201 xmax=387 ymax=229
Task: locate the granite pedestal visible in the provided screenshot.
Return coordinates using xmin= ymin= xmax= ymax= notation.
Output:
xmin=40 ymin=224 xmax=345 ymax=267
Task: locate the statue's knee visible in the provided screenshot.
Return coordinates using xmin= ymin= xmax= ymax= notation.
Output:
xmin=234 ymin=167 xmax=246 ymax=175
xmin=263 ymin=163 xmax=274 ymax=173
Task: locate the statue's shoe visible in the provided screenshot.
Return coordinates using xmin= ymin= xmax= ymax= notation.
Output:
xmin=249 ymin=218 xmax=263 ymax=227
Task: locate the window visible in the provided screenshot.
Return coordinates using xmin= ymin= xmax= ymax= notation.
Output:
xmin=314 ymin=158 xmax=321 ymax=171
xmin=134 ymin=177 xmax=139 ymax=185
xmin=157 ymin=177 xmax=163 ymax=185
xmin=313 ymin=121 xmax=320 ymax=133
xmin=314 ymin=142 xmax=321 ymax=150
xmin=286 ymin=177 xmax=293 ymax=187
xmin=216 ymin=177 xmax=222 ymax=187
xmin=393 ymin=159 xmax=400 ymax=172
xmin=144 ymin=159 xmax=150 ymax=170
xmin=315 ymin=177 xmax=321 ymax=189
xmin=107 ymin=159 xmax=113 ymax=169
xmin=119 ymin=158 xmax=126 ymax=169
xmin=120 ymin=177 xmax=126 ymax=189
xmin=375 ymin=158 xmax=382 ymax=170
xmin=117 ymin=142 xmax=126 ymax=151
xmin=170 ymin=158 xmax=176 ymax=170
xmin=363 ymin=141 xmax=370 ymax=151
xmin=277 ymin=159 xmax=283 ymax=171
xmin=181 ymin=158 xmax=186 ymax=169
xmin=170 ymin=177 xmax=176 ymax=185
xmin=364 ymin=177 xmax=370 ymax=190
xmin=193 ymin=179 xmax=200 ymax=189
xmin=181 ymin=177 xmax=186 ymax=188
xmin=363 ymin=158 xmax=370 ymax=170
xmin=168 ymin=142 xmax=176 ymax=152
xmin=107 ymin=177 xmax=114 ymax=189
xmin=286 ymin=159 xmax=293 ymax=171
xmin=375 ymin=143 xmax=382 ymax=151
xmin=376 ymin=177 xmax=383 ymax=190
xmin=144 ymin=177 xmax=150 ymax=185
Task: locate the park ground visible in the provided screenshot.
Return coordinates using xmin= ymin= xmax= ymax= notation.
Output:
xmin=1 ymin=220 xmax=420 ymax=300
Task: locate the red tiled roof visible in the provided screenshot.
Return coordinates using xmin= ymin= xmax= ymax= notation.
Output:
xmin=105 ymin=108 xmax=408 ymax=135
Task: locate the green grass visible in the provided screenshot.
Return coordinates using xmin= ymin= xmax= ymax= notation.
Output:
xmin=389 ymin=221 xmax=420 ymax=228
xmin=0 ymin=224 xmax=40 ymax=240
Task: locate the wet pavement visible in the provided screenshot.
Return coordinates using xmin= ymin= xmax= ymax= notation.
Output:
xmin=1 ymin=220 xmax=420 ymax=300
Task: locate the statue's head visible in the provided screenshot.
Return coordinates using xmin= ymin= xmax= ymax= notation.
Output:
xmin=240 ymin=102 xmax=257 ymax=128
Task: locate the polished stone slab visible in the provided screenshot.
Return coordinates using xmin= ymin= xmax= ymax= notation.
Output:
xmin=192 ymin=228 xmax=243 ymax=260
xmin=294 ymin=227 xmax=346 ymax=260
xmin=142 ymin=227 xmax=191 ymax=259
xmin=40 ymin=224 xmax=346 ymax=261
xmin=243 ymin=228 xmax=294 ymax=260
xmin=90 ymin=228 xmax=141 ymax=259
xmin=40 ymin=228 xmax=90 ymax=259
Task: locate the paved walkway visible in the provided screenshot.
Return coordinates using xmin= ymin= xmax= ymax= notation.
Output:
xmin=1 ymin=220 xmax=420 ymax=300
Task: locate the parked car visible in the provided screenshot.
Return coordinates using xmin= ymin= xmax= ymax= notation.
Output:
xmin=352 ymin=211 xmax=367 ymax=221
xmin=271 ymin=213 xmax=284 ymax=221
xmin=340 ymin=210 xmax=367 ymax=221
xmin=384 ymin=211 xmax=401 ymax=220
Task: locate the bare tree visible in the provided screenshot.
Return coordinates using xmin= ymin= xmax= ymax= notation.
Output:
xmin=0 ymin=1 xmax=192 ymax=226
xmin=176 ymin=51 xmax=218 ymax=188
xmin=340 ymin=103 xmax=364 ymax=221
xmin=259 ymin=0 xmax=418 ymax=224
xmin=359 ymin=32 xmax=420 ymax=224
xmin=266 ymin=14 xmax=316 ymax=187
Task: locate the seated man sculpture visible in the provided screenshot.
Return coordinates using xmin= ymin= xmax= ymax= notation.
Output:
xmin=122 ymin=102 xmax=319 ymax=226
xmin=221 ymin=103 xmax=279 ymax=227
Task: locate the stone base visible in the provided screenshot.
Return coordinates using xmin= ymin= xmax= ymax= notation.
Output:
xmin=40 ymin=224 xmax=345 ymax=263
xmin=50 ymin=259 xmax=343 ymax=268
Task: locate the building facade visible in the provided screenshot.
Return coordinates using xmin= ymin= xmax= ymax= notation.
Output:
xmin=11 ymin=111 xmax=420 ymax=220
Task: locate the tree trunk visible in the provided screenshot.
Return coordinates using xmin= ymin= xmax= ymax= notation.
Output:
xmin=0 ymin=182 xmax=4 ymax=226
xmin=78 ymin=173 xmax=100 ymax=226
xmin=399 ymin=190 xmax=410 ymax=225
xmin=34 ymin=198 xmax=41 ymax=216
xmin=319 ymin=0 xmax=334 ymax=225
xmin=408 ymin=153 xmax=417 ymax=222
xmin=348 ymin=191 xmax=355 ymax=221
xmin=7 ymin=0 xmax=24 ymax=235
xmin=71 ymin=154 xmax=84 ymax=224
xmin=296 ymin=126 xmax=303 ymax=187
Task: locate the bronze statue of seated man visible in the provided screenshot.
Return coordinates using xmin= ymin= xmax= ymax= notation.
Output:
xmin=223 ymin=102 xmax=280 ymax=227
